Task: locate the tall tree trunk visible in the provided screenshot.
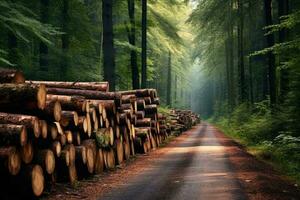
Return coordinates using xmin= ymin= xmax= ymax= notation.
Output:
xmin=102 ymin=0 xmax=116 ymax=91
xmin=278 ymin=0 xmax=289 ymax=101
xmin=127 ymin=0 xmax=140 ymax=89
xmin=237 ymin=0 xmax=246 ymax=103
xmin=166 ymin=51 xmax=172 ymax=106
xmin=174 ymin=74 xmax=177 ymax=103
xmin=264 ymin=0 xmax=277 ymax=105
xmin=225 ymin=37 xmax=231 ymax=112
xmin=141 ymin=0 xmax=147 ymax=88
xmin=228 ymin=0 xmax=235 ymax=110
xmin=61 ymin=0 xmax=69 ymax=79
xmin=40 ymin=0 xmax=49 ymax=72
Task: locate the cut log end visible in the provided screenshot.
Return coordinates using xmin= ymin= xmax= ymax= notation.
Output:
xmin=37 ymin=84 xmax=47 ymax=110
xmin=52 ymin=141 xmax=61 ymax=157
xmin=86 ymin=148 xmax=94 ymax=174
xmin=31 ymin=165 xmax=45 ymax=197
xmin=9 ymin=149 xmax=21 ymax=175
xmin=21 ymin=142 xmax=34 ymax=164
xmin=39 ymin=120 xmax=47 ymax=139
xmin=20 ymin=126 xmax=28 ymax=146
xmin=45 ymin=150 xmax=55 ymax=174
xmin=53 ymin=101 xmax=62 ymax=122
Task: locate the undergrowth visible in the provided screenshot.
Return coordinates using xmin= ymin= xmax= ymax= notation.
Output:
xmin=212 ymin=101 xmax=300 ymax=184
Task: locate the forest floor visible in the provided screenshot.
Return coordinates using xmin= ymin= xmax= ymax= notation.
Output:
xmin=43 ymin=123 xmax=300 ymax=200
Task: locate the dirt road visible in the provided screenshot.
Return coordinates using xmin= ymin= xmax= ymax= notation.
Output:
xmin=100 ymin=123 xmax=246 ymax=200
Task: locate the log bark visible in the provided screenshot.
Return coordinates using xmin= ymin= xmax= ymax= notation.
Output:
xmin=60 ymin=111 xmax=78 ymax=127
xmin=75 ymin=146 xmax=86 ymax=164
xmin=0 ymin=112 xmax=40 ymax=138
xmin=136 ymin=118 xmax=151 ymax=127
xmin=21 ymin=141 xmax=34 ymax=164
xmin=39 ymin=120 xmax=48 ymax=139
xmin=144 ymin=104 xmax=157 ymax=114
xmin=121 ymin=94 xmax=136 ymax=104
xmin=0 ymin=68 xmax=25 ymax=84
xmin=120 ymin=103 xmax=133 ymax=113
xmin=46 ymin=88 xmax=121 ymax=106
xmin=119 ymin=89 xmax=150 ymax=97
xmin=47 ymin=94 xmax=87 ymax=113
xmin=72 ymin=131 xmax=81 ymax=146
xmin=88 ymin=99 xmax=116 ymax=117
xmin=44 ymin=100 xmax=62 ymax=121
xmin=27 ymin=81 xmax=109 ymax=92
xmin=57 ymin=149 xmax=70 ymax=167
xmin=0 ymin=124 xmax=27 ymax=146
xmin=137 ymin=99 xmax=146 ymax=111
xmin=0 ymin=83 xmax=46 ymax=110
xmin=136 ymin=111 xmax=145 ymax=119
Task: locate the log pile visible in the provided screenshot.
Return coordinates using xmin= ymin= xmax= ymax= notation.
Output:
xmin=166 ymin=110 xmax=200 ymax=135
xmin=0 ymin=68 xmax=200 ymax=197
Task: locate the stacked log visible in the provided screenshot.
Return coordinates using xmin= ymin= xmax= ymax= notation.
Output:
xmin=0 ymin=68 xmax=200 ymax=198
xmin=167 ymin=110 xmax=200 ymax=135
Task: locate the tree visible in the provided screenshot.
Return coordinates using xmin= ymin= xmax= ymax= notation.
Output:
xmin=127 ymin=0 xmax=140 ymax=89
xmin=237 ymin=0 xmax=246 ymax=103
xmin=40 ymin=0 xmax=49 ymax=72
xmin=264 ymin=0 xmax=277 ymax=105
xmin=166 ymin=51 xmax=172 ymax=106
xmin=141 ymin=0 xmax=147 ymax=88
xmin=61 ymin=0 xmax=69 ymax=79
xmin=102 ymin=0 xmax=116 ymax=91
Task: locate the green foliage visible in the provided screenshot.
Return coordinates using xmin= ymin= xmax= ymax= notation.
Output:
xmin=214 ymin=100 xmax=300 ymax=182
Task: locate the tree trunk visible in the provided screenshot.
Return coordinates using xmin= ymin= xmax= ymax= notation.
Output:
xmin=278 ymin=0 xmax=289 ymax=101
xmin=264 ymin=0 xmax=277 ymax=105
xmin=21 ymin=142 xmax=34 ymax=164
xmin=237 ymin=0 xmax=246 ymax=103
xmin=166 ymin=51 xmax=172 ymax=106
xmin=40 ymin=0 xmax=49 ymax=72
xmin=61 ymin=0 xmax=69 ymax=78
xmin=102 ymin=0 xmax=116 ymax=91
xmin=141 ymin=0 xmax=147 ymax=88
xmin=127 ymin=0 xmax=140 ymax=89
